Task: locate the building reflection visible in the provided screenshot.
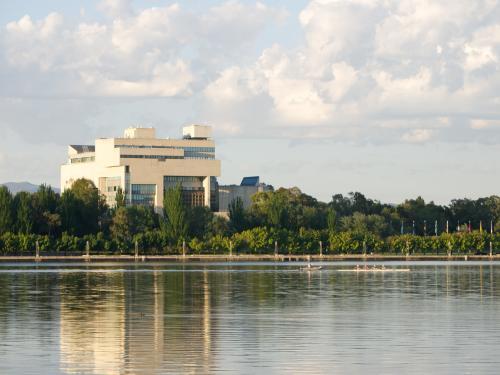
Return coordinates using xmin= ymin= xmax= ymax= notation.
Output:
xmin=123 ymin=268 xmax=215 ymax=373
xmin=58 ymin=268 xmax=216 ymax=374
xmin=59 ymin=272 xmax=126 ymax=375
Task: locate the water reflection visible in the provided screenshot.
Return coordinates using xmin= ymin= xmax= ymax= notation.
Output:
xmin=60 ymin=273 xmax=125 ymax=374
xmin=0 ymin=262 xmax=499 ymax=374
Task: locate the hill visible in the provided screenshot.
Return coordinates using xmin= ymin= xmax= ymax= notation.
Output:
xmin=1 ymin=182 xmax=60 ymax=194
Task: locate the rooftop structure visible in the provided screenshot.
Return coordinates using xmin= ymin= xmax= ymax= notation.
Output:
xmin=240 ymin=176 xmax=260 ymax=187
xmin=61 ymin=125 xmax=221 ymax=211
xmin=182 ymin=125 xmax=212 ymax=139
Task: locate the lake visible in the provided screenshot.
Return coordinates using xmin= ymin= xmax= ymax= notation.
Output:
xmin=0 ymin=261 xmax=499 ymax=374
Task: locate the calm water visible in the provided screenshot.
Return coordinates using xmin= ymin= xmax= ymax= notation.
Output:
xmin=0 ymin=261 xmax=499 ymax=374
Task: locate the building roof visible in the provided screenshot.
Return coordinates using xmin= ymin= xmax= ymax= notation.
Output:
xmin=240 ymin=176 xmax=260 ymax=186
xmin=70 ymin=145 xmax=95 ymax=154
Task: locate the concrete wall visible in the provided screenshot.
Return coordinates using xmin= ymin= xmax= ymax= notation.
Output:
xmin=218 ymin=186 xmax=257 ymax=212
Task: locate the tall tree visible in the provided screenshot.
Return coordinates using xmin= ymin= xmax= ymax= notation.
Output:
xmin=327 ymin=207 xmax=337 ymax=233
xmin=110 ymin=207 xmax=132 ymax=248
xmin=267 ymin=192 xmax=289 ymax=229
xmin=163 ymin=185 xmax=187 ymax=243
xmin=70 ymin=178 xmax=107 ymax=235
xmin=115 ymin=187 xmax=126 ymax=208
xmin=228 ymin=197 xmax=246 ymax=232
xmin=33 ymin=184 xmax=59 ymax=235
xmin=13 ymin=192 xmax=33 ymax=234
xmin=188 ymin=206 xmax=213 ymax=238
xmin=59 ymin=189 xmax=79 ymax=234
xmin=341 ymin=212 xmax=388 ymax=237
xmin=0 ymin=186 xmax=13 ymax=234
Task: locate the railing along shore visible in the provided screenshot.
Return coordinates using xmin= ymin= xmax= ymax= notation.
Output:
xmin=1 ymin=254 xmax=499 ymax=262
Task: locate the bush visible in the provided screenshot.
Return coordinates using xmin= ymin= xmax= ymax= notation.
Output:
xmin=1 ymin=232 xmax=19 ymax=255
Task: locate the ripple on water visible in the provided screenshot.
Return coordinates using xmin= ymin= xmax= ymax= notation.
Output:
xmin=0 ymin=262 xmax=499 ymax=374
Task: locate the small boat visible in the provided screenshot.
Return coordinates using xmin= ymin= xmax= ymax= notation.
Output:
xmin=300 ymin=264 xmax=322 ymax=272
xmin=338 ymin=266 xmax=410 ymax=273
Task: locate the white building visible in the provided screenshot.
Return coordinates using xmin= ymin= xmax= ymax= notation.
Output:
xmin=60 ymin=125 xmax=221 ymax=211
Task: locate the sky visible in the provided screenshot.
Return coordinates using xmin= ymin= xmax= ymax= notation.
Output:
xmin=0 ymin=0 xmax=499 ymax=204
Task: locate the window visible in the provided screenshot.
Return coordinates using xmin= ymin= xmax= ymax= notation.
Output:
xmin=116 ymin=145 xmax=215 ymax=159
xmin=163 ymin=176 xmax=205 ymax=207
xmin=121 ymin=155 xmax=183 ymax=160
xmin=70 ymin=156 xmax=95 ymax=164
xmin=131 ymin=184 xmax=156 ymax=206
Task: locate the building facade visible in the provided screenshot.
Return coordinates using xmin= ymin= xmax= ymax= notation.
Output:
xmin=60 ymin=125 xmax=221 ymax=211
xmin=218 ymin=176 xmax=273 ymax=213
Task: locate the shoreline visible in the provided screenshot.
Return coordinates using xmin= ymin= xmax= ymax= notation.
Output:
xmin=0 ymin=254 xmax=499 ymax=263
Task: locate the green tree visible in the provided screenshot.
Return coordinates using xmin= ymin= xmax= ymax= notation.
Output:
xmin=397 ymin=196 xmax=446 ymax=235
xmin=267 ymin=192 xmax=289 ymax=229
xmin=228 ymin=197 xmax=246 ymax=232
xmin=13 ymin=192 xmax=33 ymax=234
xmin=188 ymin=206 xmax=213 ymax=238
xmin=59 ymin=190 xmax=79 ymax=235
xmin=115 ymin=187 xmax=126 ymax=208
xmin=0 ymin=186 xmax=13 ymax=234
xmin=111 ymin=205 xmax=157 ymax=249
xmin=61 ymin=179 xmax=107 ymax=235
xmin=163 ymin=185 xmax=188 ymax=243
xmin=327 ymin=208 xmax=337 ymax=233
xmin=32 ymin=184 xmax=59 ymax=235
xmin=110 ymin=207 xmax=131 ymax=249
xmin=210 ymin=215 xmax=230 ymax=237
xmin=43 ymin=212 xmax=61 ymax=237
xmin=72 ymin=178 xmax=106 ymax=234
xmin=341 ymin=212 xmax=388 ymax=237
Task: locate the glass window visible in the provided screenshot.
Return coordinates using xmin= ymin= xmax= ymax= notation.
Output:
xmin=131 ymin=184 xmax=156 ymax=206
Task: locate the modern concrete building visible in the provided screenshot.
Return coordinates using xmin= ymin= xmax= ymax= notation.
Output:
xmin=61 ymin=125 xmax=221 ymax=211
xmin=218 ymin=176 xmax=273 ymax=213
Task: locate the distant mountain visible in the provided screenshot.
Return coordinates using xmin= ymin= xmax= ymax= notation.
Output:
xmin=1 ymin=182 xmax=60 ymax=194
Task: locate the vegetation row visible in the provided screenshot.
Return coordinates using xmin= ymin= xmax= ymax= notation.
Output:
xmin=0 ymin=179 xmax=499 ymax=255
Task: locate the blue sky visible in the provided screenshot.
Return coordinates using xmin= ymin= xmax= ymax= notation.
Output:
xmin=1 ymin=0 xmax=499 ymax=204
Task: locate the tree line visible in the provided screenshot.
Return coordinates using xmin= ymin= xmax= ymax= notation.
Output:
xmin=0 ymin=179 xmax=499 ymax=255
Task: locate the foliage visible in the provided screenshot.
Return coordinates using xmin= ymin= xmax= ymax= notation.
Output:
xmin=340 ymin=212 xmax=388 ymax=237
xmin=188 ymin=206 xmax=214 ymax=238
xmin=327 ymin=208 xmax=337 ymax=233
xmin=115 ymin=187 xmax=126 ymax=208
xmin=32 ymin=184 xmax=59 ymax=235
xmin=163 ymin=185 xmax=188 ymax=244
xmin=111 ymin=206 xmax=157 ymax=250
xmin=0 ymin=187 xmax=13 ymax=235
xmin=228 ymin=197 xmax=246 ymax=232
xmin=13 ymin=191 xmax=33 ymax=234
xmin=1 ymin=183 xmax=500 ymax=255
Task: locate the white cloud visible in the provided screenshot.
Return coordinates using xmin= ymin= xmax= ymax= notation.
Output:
xmin=98 ymin=0 xmax=133 ymax=19
xmin=2 ymin=0 xmax=500 ymax=144
xmin=94 ymin=60 xmax=194 ymax=97
xmin=1 ymin=2 xmax=281 ymax=99
xmin=204 ymin=67 xmax=260 ymax=102
xmin=401 ymin=128 xmax=434 ymax=143
xmin=470 ymin=119 xmax=500 ymax=129
xmin=5 ymin=13 xmax=64 ymax=70
xmin=199 ymin=0 xmax=500 ymax=142
xmin=268 ymin=77 xmax=332 ymax=125
xmin=110 ymin=5 xmax=183 ymax=54
xmin=463 ymin=25 xmax=500 ymax=71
